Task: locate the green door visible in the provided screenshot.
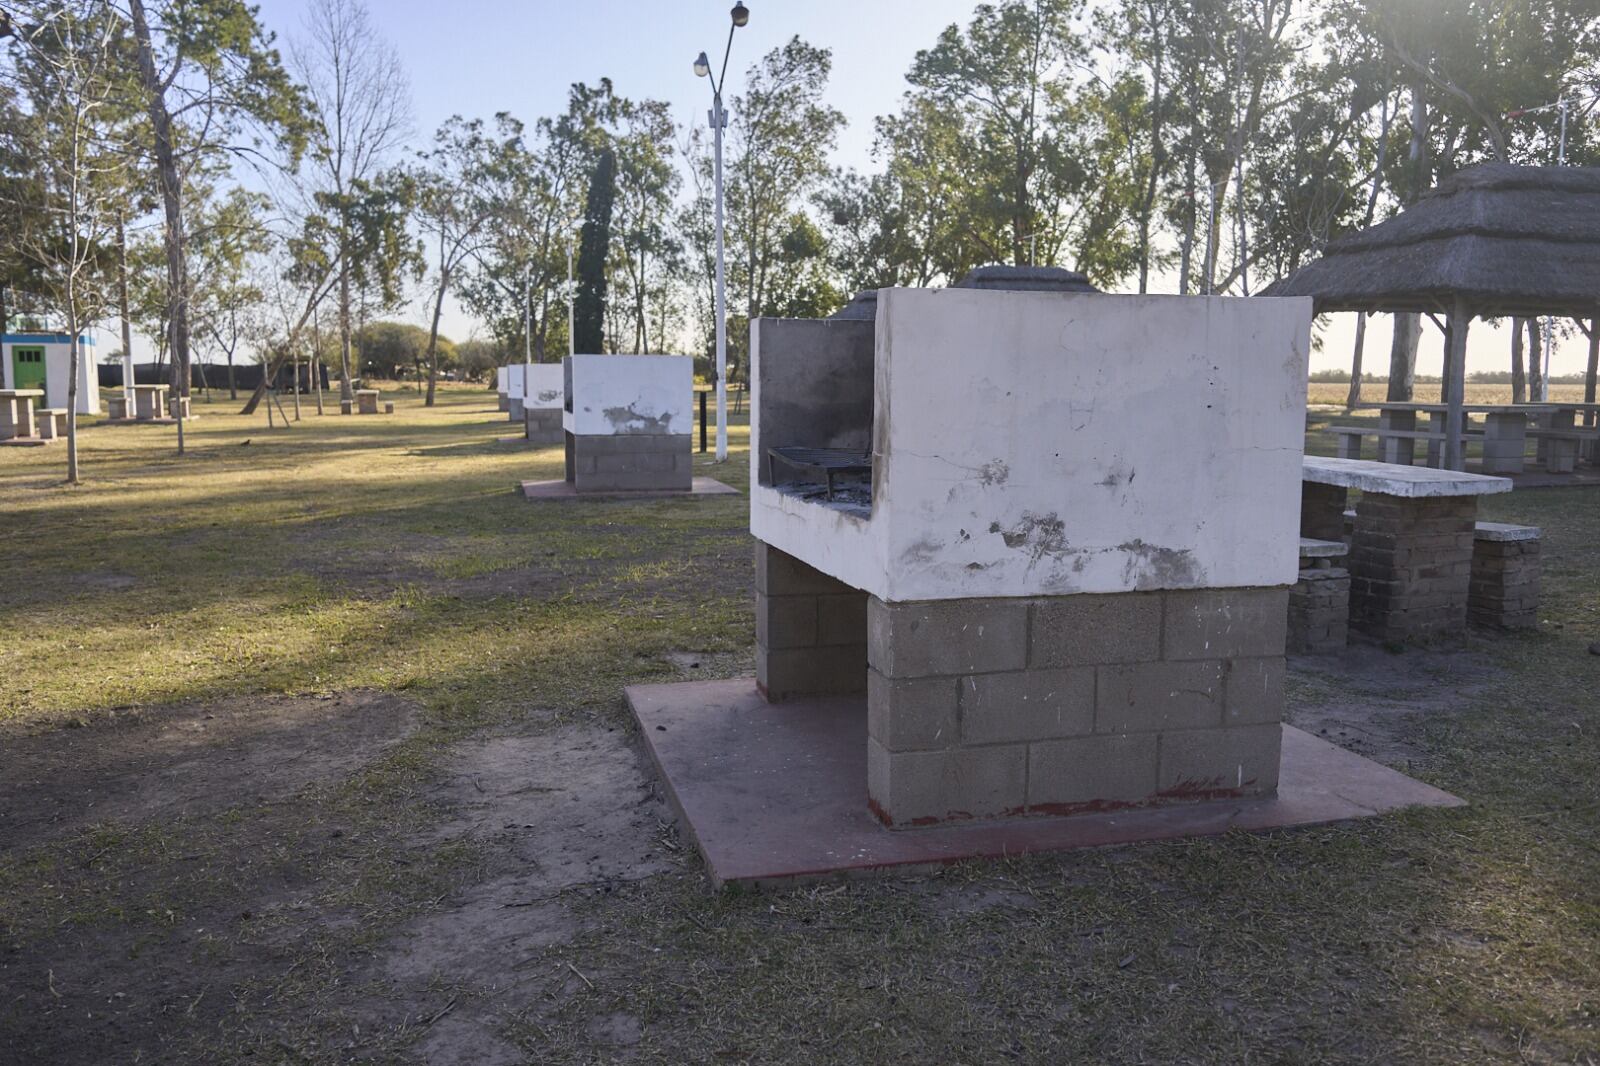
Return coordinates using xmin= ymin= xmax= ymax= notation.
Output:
xmin=10 ymin=346 xmax=46 ymax=394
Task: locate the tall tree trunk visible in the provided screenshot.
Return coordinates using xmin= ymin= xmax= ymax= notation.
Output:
xmin=128 ymin=0 xmax=191 ymax=456
xmin=337 ymin=255 xmax=354 ymax=402
xmin=424 ymin=263 xmax=447 ymax=407
xmin=1583 ymin=317 xmax=1598 ymax=428
xmin=1387 ymin=313 xmax=1419 ymax=402
xmin=1527 ymin=318 xmax=1544 ymax=401
xmin=66 ymin=327 xmax=80 ymax=484
xmin=1511 ymin=317 xmax=1527 ymax=403
xmin=1347 ymin=312 xmax=1367 ymax=409
xmin=116 ymin=214 xmax=135 ymax=405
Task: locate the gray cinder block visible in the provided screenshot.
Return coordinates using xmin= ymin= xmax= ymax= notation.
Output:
xmin=1030 ymin=592 xmax=1163 ymax=667
xmin=959 ymin=667 xmax=1094 ymax=744
xmin=867 ymin=597 xmax=1028 ymax=678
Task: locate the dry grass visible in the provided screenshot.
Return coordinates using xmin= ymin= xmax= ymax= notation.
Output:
xmin=1308 ymin=381 xmax=1592 ymax=407
xmin=0 ymin=382 xmax=1596 ymax=1064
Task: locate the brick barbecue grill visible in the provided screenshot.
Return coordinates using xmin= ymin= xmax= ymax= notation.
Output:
xmin=749 ymin=276 xmax=1313 ymax=826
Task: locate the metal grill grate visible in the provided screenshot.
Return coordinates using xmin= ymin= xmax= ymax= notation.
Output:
xmin=767 ymin=446 xmax=871 ymax=500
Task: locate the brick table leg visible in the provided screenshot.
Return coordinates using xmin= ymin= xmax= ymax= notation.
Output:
xmin=1348 ymin=492 xmax=1477 ymax=642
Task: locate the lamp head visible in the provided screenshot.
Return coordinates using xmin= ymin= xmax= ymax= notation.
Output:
xmin=693 ymin=51 xmax=711 ymax=78
xmin=731 ymin=2 xmax=749 ymax=27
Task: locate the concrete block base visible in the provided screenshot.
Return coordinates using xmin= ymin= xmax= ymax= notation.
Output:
xmin=865 ymin=587 xmax=1289 ymax=827
xmin=519 ymin=476 xmax=737 ymax=501
xmin=507 ymin=397 xmax=525 ymax=421
xmin=753 ymin=540 xmax=1293 ymax=829
xmin=565 ymin=431 xmax=693 ymax=493
xmin=625 ymin=678 xmax=1464 ymax=889
xmin=525 ymin=407 xmax=562 ymax=444
xmin=756 ymin=544 xmax=869 ymax=702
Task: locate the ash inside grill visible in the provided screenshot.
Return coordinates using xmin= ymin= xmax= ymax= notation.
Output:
xmin=767 ymin=446 xmax=872 ymax=514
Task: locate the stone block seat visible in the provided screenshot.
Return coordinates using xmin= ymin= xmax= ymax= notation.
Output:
xmin=1469 ymin=522 xmax=1541 ymax=629
xmin=1289 ymin=538 xmax=1350 ymax=654
xmin=35 ymin=408 xmax=68 ymax=441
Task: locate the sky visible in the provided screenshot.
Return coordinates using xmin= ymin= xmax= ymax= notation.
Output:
xmin=182 ymin=0 xmax=1590 ymax=378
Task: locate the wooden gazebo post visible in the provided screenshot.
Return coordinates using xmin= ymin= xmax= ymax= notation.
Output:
xmin=1443 ymin=297 xmax=1471 ymax=471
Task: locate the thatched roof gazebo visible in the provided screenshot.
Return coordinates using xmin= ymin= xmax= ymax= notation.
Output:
xmin=1264 ymin=163 xmax=1600 ymax=470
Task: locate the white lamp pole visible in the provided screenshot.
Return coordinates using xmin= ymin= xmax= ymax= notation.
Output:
xmin=712 ymin=91 xmax=728 ymax=460
xmin=696 ymin=2 xmax=749 ymax=463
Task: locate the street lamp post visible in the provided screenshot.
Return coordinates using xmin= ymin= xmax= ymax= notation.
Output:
xmin=695 ymin=2 xmax=749 ymax=462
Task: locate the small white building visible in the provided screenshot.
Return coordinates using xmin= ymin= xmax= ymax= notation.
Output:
xmin=1 ymin=332 xmax=101 ymax=415
xmin=563 ymin=354 xmax=693 ymax=492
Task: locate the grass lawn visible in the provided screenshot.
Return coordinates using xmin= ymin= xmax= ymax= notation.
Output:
xmin=1 ymin=384 xmax=1597 ymax=1064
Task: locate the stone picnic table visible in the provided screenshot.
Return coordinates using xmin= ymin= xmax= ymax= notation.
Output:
xmin=1302 ymin=456 xmax=1510 ymax=643
xmin=0 ymin=388 xmax=44 ymax=440
xmin=355 ymin=388 xmax=381 ymax=415
xmin=130 ymin=384 xmax=169 ymax=421
xmin=1344 ymin=401 xmax=1600 ymax=474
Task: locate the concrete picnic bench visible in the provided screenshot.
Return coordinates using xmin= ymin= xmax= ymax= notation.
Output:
xmin=1337 ymin=402 xmax=1599 ymax=474
xmin=1302 ymin=457 xmax=1510 ymax=643
xmin=355 ymin=388 xmax=381 ymax=415
xmin=0 ymin=388 xmax=44 ymax=441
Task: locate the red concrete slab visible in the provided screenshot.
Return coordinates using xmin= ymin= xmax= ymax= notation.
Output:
xmin=519 ymin=477 xmax=739 ymax=501
xmin=626 ymin=678 xmax=1465 ymax=889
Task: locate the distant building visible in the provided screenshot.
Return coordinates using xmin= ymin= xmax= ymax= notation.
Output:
xmin=1 ymin=331 xmax=100 ymax=415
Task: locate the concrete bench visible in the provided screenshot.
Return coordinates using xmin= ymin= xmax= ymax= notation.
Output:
xmin=356 ymin=389 xmax=380 ymax=415
xmin=1469 ymin=523 xmax=1541 ymax=629
xmin=106 ymin=396 xmax=128 ymax=420
xmin=1290 ymin=538 xmax=1350 ymax=654
xmin=1524 ymin=427 xmax=1594 ymax=474
xmin=1328 ymin=424 xmax=1483 ymax=464
xmin=35 ymin=408 xmax=68 ymax=440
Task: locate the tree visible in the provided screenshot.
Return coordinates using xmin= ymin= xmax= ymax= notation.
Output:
xmin=907 ymin=0 xmax=1084 ymax=267
xmin=610 ymin=98 xmax=679 ymax=353
xmin=289 ymin=0 xmax=412 ymax=405
xmin=414 ymin=116 xmax=493 ymax=405
xmin=123 ymin=0 xmax=304 ymax=453
xmin=3 ymin=3 xmax=135 ymax=483
xmin=459 ymin=87 xmax=615 ymax=364
xmin=572 ymin=146 xmax=614 ymax=354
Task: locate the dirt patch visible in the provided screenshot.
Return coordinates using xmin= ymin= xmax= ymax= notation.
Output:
xmin=370 ymin=721 xmax=680 ymax=1064
xmin=0 ymin=690 xmax=418 ymax=852
xmin=1286 ymin=642 xmax=1502 ymax=771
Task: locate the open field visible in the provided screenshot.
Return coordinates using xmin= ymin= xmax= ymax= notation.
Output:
xmin=1307 ymin=381 xmax=1593 ymax=407
xmin=2 ymin=385 xmax=1598 ymax=1064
